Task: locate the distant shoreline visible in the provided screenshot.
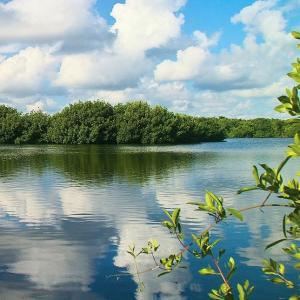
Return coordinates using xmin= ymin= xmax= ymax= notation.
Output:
xmin=0 ymin=101 xmax=298 ymax=145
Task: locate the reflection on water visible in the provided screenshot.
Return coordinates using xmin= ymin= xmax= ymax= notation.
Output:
xmin=0 ymin=139 xmax=297 ymax=299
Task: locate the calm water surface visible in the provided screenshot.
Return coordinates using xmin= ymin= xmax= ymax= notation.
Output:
xmin=0 ymin=139 xmax=298 ymax=299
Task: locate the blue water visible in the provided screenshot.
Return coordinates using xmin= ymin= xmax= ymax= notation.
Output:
xmin=0 ymin=138 xmax=298 ymax=299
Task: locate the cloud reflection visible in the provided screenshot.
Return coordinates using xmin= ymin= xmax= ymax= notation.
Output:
xmin=0 ymin=141 xmax=296 ymax=299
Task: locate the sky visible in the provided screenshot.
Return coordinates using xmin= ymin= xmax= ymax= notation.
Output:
xmin=0 ymin=0 xmax=299 ymax=118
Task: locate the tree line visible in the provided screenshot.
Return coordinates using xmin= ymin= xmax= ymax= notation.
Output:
xmin=0 ymin=101 xmax=298 ymax=145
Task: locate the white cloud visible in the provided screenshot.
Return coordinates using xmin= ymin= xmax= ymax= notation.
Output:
xmin=111 ymin=0 xmax=185 ymax=55
xmin=25 ymin=98 xmax=57 ymax=112
xmin=193 ymin=30 xmax=221 ymax=48
xmin=231 ymin=0 xmax=285 ymax=41
xmin=229 ymin=75 xmax=292 ymax=99
xmin=90 ymin=78 xmax=194 ymax=112
xmin=56 ymin=0 xmax=186 ymax=90
xmin=154 ymin=31 xmax=221 ymax=82
xmin=0 ymin=46 xmax=59 ymax=97
xmin=231 ymin=0 xmax=277 ymax=26
xmin=0 ymin=0 xmax=109 ymax=50
xmin=56 ymin=51 xmax=149 ymax=90
xmin=155 ymin=46 xmax=208 ymax=81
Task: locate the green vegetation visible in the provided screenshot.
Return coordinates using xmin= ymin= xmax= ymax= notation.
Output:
xmin=47 ymin=101 xmax=116 ymax=144
xmin=219 ymin=117 xmax=298 ymax=138
xmin=0 ymin=101 xmax=298 ymax=145
xmin=128 ymin=31 xmax=300 ymax=299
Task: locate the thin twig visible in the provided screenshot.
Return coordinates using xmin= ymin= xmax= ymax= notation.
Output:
xmin=106 ymin=265 xmax=161 ymax=279
xmin=133 ymin=257 xmax=145 ymax=291
xmin=211 ymin=253 xmax=231 ymax=291
xmin=276 ymin=273 xmax=293 ymax=286
xmin=261 ymin=191 xmax=273 ymax=206
xmin=176 ymin=232 xmax=194 ymax=255
xmin=239 ymin=203 xmax=290 ymax=213
xmin=151 ymin=252 xmax=161 ymax=268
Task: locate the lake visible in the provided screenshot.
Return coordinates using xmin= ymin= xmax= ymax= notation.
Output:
xmin=0 ymin=138 xmax=298 ymax=300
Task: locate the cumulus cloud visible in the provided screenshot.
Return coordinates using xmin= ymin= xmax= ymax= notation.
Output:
xmin=0 ymin=46 xmax=59 ymax=97
xmin=0 ymin=0 xmax=110 ymax=52
xmin=231 ymin=0 xmax=285 ymax=40
xmin=56 ymin=0 xmax=186 ymax=90
xmin=154 ymin=31 xmax=221 ymax=82
xmin=155 ymin=46 xmax=208 ymax=81
xmin=56 ymin=51 xmax=149 ymax=90
xmin=111 ymin=0 xmax=185 ymax=55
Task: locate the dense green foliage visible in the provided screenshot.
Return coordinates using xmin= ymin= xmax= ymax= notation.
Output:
xmin=0 ymin=101 xmax=298 ymax=145
xmin=219 ymin=117 xmax=298 ymax=138
xmin=47 ymin=101 xmax=116 ymax=144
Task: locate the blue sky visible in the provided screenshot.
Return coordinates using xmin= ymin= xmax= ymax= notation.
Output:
xmin=0 ymin=0 xmax=299 ymax=118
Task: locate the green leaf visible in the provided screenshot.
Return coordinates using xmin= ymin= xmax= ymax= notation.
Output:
xmin=227 ymin=257 xmax=236 ymax=280
xmin=228 ymin=257 xmax=235 ymax=269
xmin=288 ymin=72 xmax=300 ymax=83
xmin=218 ymin=249 xmax=226 ymax=260
xmin=260 ymin=164 xmax=275 ymax=176
xmin=278 ymin=95 xmax=291 ymax=104
xmin=237 ymin=186 xmax=258 ymax=194
xmin=162 ymin=220 xmax=174 ymax=230
xmin=279 ymin=263 xmax=285 ymax=275
xmin=149 ymin=239 xmax=159 ymax=251
xmin=265 ymin=239 xmax=287 ymax=250
xmin=295 ymin=132 xmax=300 ymax=145
xmin=126 ymin=251 xmax=135 ymax=258
xmin=275 ymin=104 xmax=288 ymax=113
xmin=227 ymin=208 xmax=243 ymax=221
xmin=292 ymin=31 xmax=300 ymax=39
xmin=244 ymin=280 xmax=249 ymax=290
xmin=163 ymin=209 xmax=173 ymax=223
xmin=205 ymin=192 xmax=214 ymax=208
xmin=288 ymin=144 xmax=300 ymax=156
xmin=208 ymin=292 xmax=223 ymax=300
xmin=277 ymin=156 xmax=291 ymax=175
xmin=283 ymin=215 xmax=287 ymax=238
xmin=271 ymin=278 xmax=285 ymax=284
xmin=187 ymin=201 xmax=202 ymax=206
xmin=171 ymin=208 xmax=180 ymax=226
xmin=141 ymin=247 xmax=150 ymax=254
xmin=253 ymin=165 xmax=260 ymax=184
xmin=158 ymin=271 xmax=171 ymax=277
xmin=199 ymin=267 xmax=219 ymax=276
xmin=289 ymin=296 xmax=300 ymax=300
xmin=237 ymin=283 xmax=245 ymax=300
xmin=294 ymin=262 xmax=300 ymax=269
